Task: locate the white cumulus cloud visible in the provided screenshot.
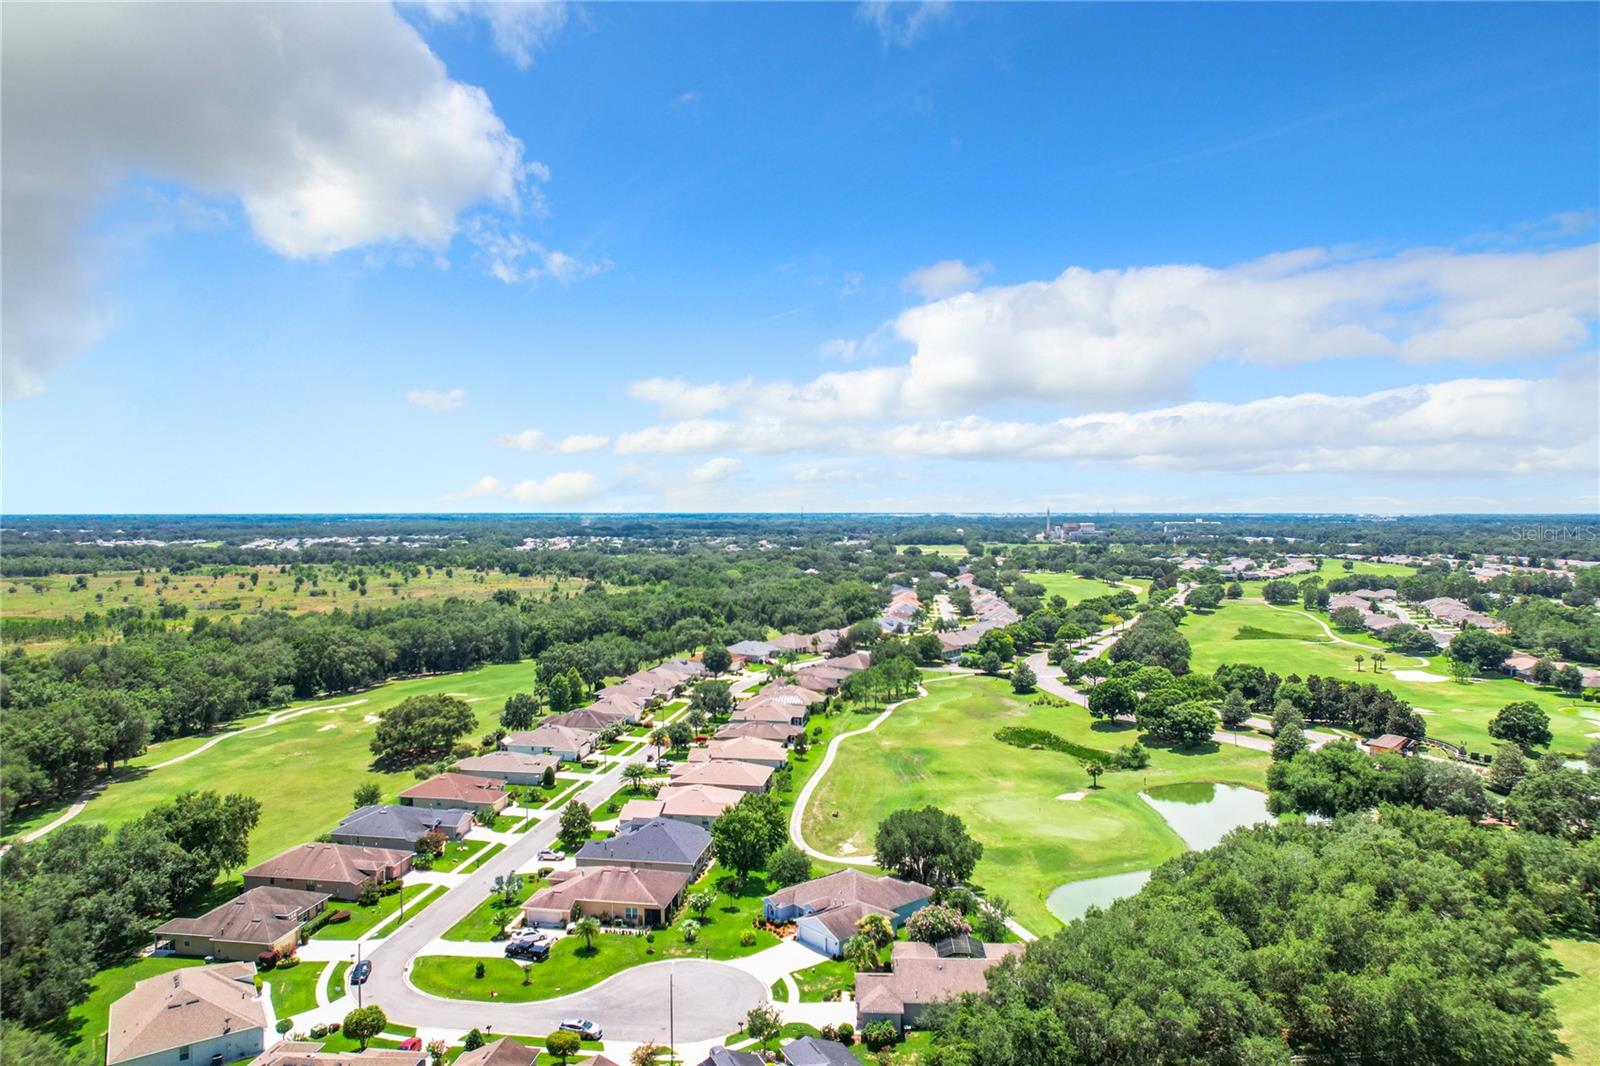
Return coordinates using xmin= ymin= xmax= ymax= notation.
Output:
xmin=0 ymin=2 xmax=559 ymax=397
xmin=450 ymin=470 xmax=602 ymax=505
xmin=689 ymin=456 xmax=743 ymax=483
xmin=407 ymin=387 xmax=467 ymax=413
xmin=901 ymin=258 xmax=990 ymax=300
xmin=493 ymin=429 xmax=611 ymax=452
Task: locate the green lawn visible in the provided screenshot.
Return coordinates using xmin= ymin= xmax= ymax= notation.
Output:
xmin=418 ymin=864 xmax=779 ymax=1000
xmin=1550 ymin=938 xmax=1600 ymax=1065
xmin=315 ymin=882 xmax=438 ymax=940
xmin=428 ymin=839 xmax=488 ymax=873
xmin=1021 ymin=571 xmax=1134 ymax=605
xmin=895 ymin=544 xmax=969 ymax=560
xmin=2 ymin=660 xmax=534 ymax=855
xmin=1179 ymin=594 xmax=1593 ymax=755
xmin=793 ymin=958 xmax=857 ymax=1001
xmin=328 ymin=961 xmax=351 ymax=1000
xmin=803 ymin=674 xmax=1270 ymax=933
xmin=443 ymin=877 xmax=544 ymax=941
xmin=43 ymin=955 xmax=203 ymax=1059
xmin=850 ymin=1030 xmax=935 ymax=1063
xmin=461 ymin=841 xmax=507 ymax=872
xmin=263 ymin=959 xmax=326 ymax=1017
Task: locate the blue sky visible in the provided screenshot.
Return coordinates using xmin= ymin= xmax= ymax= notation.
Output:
xmin=3 ymin=1 xmax=1596 ymax=514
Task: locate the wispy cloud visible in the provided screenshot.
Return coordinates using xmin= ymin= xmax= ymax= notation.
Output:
xmin=493 ymin=428 xmax=610 ymax=453
xmin=901 ymin=258 xmax=990 ymax=300
xmin=450 ymin=470 xmax=603 ymax=505
xmin=407 ymin=387 xmax=467 ymax=413
xmin=858 ymin=1 xmax=952 ymax=47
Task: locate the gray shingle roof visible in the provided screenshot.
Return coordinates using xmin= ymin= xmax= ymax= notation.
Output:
xmin=333 ymin=804 xmax=474 ymax=843
xmin=575 ymin=817 xmax=711 ymax=867
xmin=782 ymin=1037 xmax=859 ymax=1066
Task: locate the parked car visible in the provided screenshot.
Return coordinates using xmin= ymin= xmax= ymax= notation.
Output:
xmin=351 ymin=960 xmax=372 ymax=986
xmin=506 ymin=938 xmax=550 ymax=960
xmin=538 ymin=848 xmax=565 ymax=861
xmin=397 ymin=1038 xmax=423 ymax=1051
xmin=656 ymin=759 xmax=675 ymax=770
xmin=560 ymin=1018 xmax=603 ymax=1040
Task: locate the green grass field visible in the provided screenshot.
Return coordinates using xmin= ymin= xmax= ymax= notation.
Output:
xmin=1180 ymin=595 xmax=1593 ymax=755
xmin=1021 ymin=571 xmax=1134 ymax=605
xmin=802 ymin=674 xmax=1269 ymax=933
xmin=1550 ymin=938 xmax=1600 ymax=1065
xmin=895 ymin=544 xmax=969 ymax=560
xmin=793 ymin=958 xmax=857 ymax=1001
xmin=1 ymin=660 xmax=534 ymax=856
xmin=0 ymin=564 xmax=566 ymax=634
xmin=316 ymin=882 xmax=438 ymax=940
xmin=443 ymin=877 xmax=544 ymax=941
xmin=263 ymin=959 xmax=326 ymax=1017
xmin=43 ymin=955 xmax=203 ymax=1060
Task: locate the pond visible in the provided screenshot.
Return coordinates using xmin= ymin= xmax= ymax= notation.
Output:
xmin=1044 ymin=782 xmax=1273 ymax=924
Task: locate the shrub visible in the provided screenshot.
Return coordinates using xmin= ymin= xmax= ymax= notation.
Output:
xmin=474 ymin=961 xmax=486 ymax=979
xmin=837 ymin=1022 xmax=855 ymax=1044
xmin=256 ymin=949 xmax=280 ymax=971
xmin=276 ymin=1019 xmax=293 ymax=1035
xmin=328 ymin=910 xmax=352 ymax=924
xmin=994 ymin=726 xmax=1112 ymax=765
xmin=861 ymin=1021 xmax=897 ymax=1051
xmin=740 ymin=929 xmax=758 ymax=947
xmin=905 ymin=903 xmax=971 ymax=944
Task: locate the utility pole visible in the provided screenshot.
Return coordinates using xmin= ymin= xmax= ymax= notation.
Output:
xmin=668 ymin=964 xmax=675 ymax=1059
xmin=354 ymin=943 xmax=363 ymax=1008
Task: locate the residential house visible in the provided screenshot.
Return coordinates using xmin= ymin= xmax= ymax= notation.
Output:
xmin=730 ymin=700 xmax=808 ymax=728
xmin=251 ymin=1045 xmax=424 ymax=1066
xmin=758 ymin=683 xmax=826 ymax=706
xmin=521 ymin=865 xmax=690 ymax=928
xmin=503 ymin=724 xmax=598 ymax=762
xmin=454 ymin=751 xmax=560 ymax=786
xmin=693 ymin=1049 xmax=764 ymax=1066
xmin=544 ymin=706 xmax=633 ymax=733
xmin=667 ymin=759 xmax=774 ymax=793
xmin=763 ymin=869 xmax=932 ymax=957
xmin=781 ymin=1037 xmax=858 ymax=1066
xmin=1365 ymin=734 xmax=1415 ymax=756
xmin=398 ymin=773 xmax=511 ymax=813
xmin=451 ymin=1038 xmax=537 ymax=1066
xmin=818 ymin=651 xmax=872 ymax=672
xmin=728 ymin=639 xmax=779 ymax=664
xmin=617 ymin=783 xmax=745 ymax=830
xmin=771 ymin=632 xmax=820 ymax=656
xmin=243 ymin=843 xmax=411 ymax=902
xmin=687 ymin=736 xmax=789 ymax=769
xmin=715 ymin=719 xmax=804 ymax=746
xmin=107 ymin=963 xmax=265 ymax=1066
xmin=574 ymin=817 xmax=712 ymax=876
xmin=855 ymin=940 xmax=1025 ymax=1033
xmin=153 ymin=887 xmax=328 ymax=962
xmin=330 ymin=805 xmax=474 ymax=851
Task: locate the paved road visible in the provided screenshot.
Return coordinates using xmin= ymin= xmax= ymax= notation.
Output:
xmin=356 ymin=717 xmax=766 ymax=1042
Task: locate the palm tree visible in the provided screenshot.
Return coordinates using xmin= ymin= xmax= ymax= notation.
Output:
xmin=1371 ymin=652 xmax=1387 ymax=673
xmin=1354 ymin=654 xmax=1365 ymax=672
xmin=622 ymin=762 xmax=649 ymax=792
xmin=649 ymin=727 xmax=670 ymax=755
xmin=572 ymin=915 xmax=601 ymax=953
xmin=844 ymin=933 xmax=880 ymax=973
xmin=680 ymin=919 xmax=701 ymax=944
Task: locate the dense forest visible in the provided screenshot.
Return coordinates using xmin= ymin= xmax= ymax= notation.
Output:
xmin=928 ymin=805 xmax=1599 ymax=1066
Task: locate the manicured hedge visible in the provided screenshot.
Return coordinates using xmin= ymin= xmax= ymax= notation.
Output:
xmin=993 ymin=726 xmax=1112 ymax=765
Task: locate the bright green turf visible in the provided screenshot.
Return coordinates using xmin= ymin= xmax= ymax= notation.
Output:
xmin=894 ymin=544 xmax=969 ymax=559
xmin=43 ymin=955 xmax=203 ymax=1058
xmin=793 ymin=958 xmax=857 ymax=1001
xmin=443 ymin=876 xmax=544 ymax=941
xmin=1549 ymin=938 xmax=1600 ymax=1065
xmin=315 ymin=882 xmax=438 ymax=940
xmin=802 ymin=674 xmax=1269 ymax=933
xmin=428 ymin=839 xmax=489 ymax=873
xmin=1021 ymin=571 xmax=1132 ymax=605
xmin=263 ymin=959 xmax=326 ymax=1017
xmin=416 ymin=864 xmax=778 ymax=1000
xmin=3 ymin=660 xmax=535 ymax=856
xmin=1179 ymin=594 xmax=1593 ymax=755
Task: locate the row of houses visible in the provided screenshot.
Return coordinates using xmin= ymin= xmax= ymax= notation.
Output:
xmin=1177 ymin=555 xmax=1318 ymax=580
xmin=1326 ymin=589 xmax=1410 ymax=636
xmin=1503 ymin=651 xmax=1600 ymax=689
xmin=1419 ymin=596 xmax=1507 ymax=633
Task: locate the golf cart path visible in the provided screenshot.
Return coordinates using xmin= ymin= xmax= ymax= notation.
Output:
xmin=1264 ymin=605 xmax=1428 ymax=667
xmin=13 ymin=698 xmax=372 ymax=845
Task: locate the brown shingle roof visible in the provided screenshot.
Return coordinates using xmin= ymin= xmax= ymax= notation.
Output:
xmin=154 ymin=887 xmax=329 ymax=947
xmin=764 ymin=869 xmax=931 ymax=915
xmin=667 ymin=759 xmax=774 ymax=789
xmin=244 ymin=843 xmax=410 ymax=888
xmin=250 ymin=1042 xmax=426 ymax=1066
xmin=453 ymin=1037 xmax=539 ymax=1066
xmin=399 ymin=773 xmax=508 ymax=806
xmin=854 ymin=941 xmax=1024 ymax=1016
xmin=107 ymin=963 xmax=264 ymax=1065
xmin=524 ymin=865 xmax=689 ymax=912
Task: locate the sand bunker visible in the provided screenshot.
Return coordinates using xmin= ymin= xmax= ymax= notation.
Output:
xmin=1056 ymin=791 xmax=1087 ymax=801
xmin=1391 ymin=670 xmax=1449 ymax=683
xmin=318 ymin=724 xmax=337 ymax=732
xmin=364 ymin=714 xmax=381 ymax=724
